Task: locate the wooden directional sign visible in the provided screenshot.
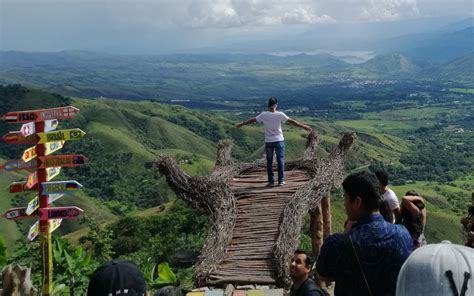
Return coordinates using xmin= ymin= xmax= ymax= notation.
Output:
xmin=37 ymin=129 xmax=85 ymax=144
xmin=26 ymin=167 xmax=61 ymax=189
xmin=21 ymin=141 xmax=64 ymax=162
xmin=39 ymin=206 xmax=83 ymax=221
xmin=2 ymin=131 xmax=37 ymax=145
xmin=38 ymin=154 xmax=87 ymax=169
xmin=1 ymin=158 xmax=37 ymax=172
xmin=26 ymin=194 xmax=65 ymax=215
xmin=28 ymin=219 xmax=62 ymax=241
xmin=9 ymin=181 xmax=37 ymax=193
xmin=2 ymin=106 xmax=79 ymax=124
xmin=2 ymin=207 xmax=38 ymax=221
xmin=42 ymin=180 xmax=83 ymax=195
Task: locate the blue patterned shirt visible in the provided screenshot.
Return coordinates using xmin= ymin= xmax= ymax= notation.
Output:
xmin=317 ymin=214 xmax=413 ymax=296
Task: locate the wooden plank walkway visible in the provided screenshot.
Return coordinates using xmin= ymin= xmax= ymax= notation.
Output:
xmin=208 ymin=169 xmax=310 ymax=284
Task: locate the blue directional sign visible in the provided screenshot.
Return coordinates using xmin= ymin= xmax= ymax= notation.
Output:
xmin=41 ymin=180 xmax=83 ymax=195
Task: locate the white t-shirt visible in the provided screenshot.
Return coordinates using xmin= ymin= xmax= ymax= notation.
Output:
xmin=383 ymin=188 xmax=400 ymax=210
xmin=255 ymin=111 xmax=289 ymax=143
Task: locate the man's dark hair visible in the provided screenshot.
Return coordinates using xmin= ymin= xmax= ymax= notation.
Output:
xmin=342 ymin=171 xmax=382 ymax=213
xmin=468 ymin=205 xmax=474 ymax=215
xmin=405 ymin=190 xmax=418 ymax=196
xmin=374 ymin=169 xmax=389 ymax=187
xmin=268 ymin=97 xmax=278 ymax=107
xmin=294 ymin=249 xmax=313 ymax=267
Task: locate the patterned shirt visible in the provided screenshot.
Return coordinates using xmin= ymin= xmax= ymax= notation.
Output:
xmin=317 ymin=214 xmax=413 ymax=296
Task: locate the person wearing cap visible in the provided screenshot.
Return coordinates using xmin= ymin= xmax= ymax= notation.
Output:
xmin=88 ymin=259 xmax=149 ymax=296
xmin=235 ymin=97 xmax=312 ymax=186
xmin=316 ymin=171 xmax=413 ymax=296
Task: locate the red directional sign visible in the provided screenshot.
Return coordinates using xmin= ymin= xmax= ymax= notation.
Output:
xmin=9 ymin=181 xmax=38 ymax=193
xmin=2 ymin=106 xmax=80 ymax=124
xmin=39 ymin=206 xmax=83 ymax=220
xmin=2 ymin=131 xmax=37 ymax=145
xmin=2 ymin=207 xmax=38 ymax=221
xmin=26 ymin=167 xmax=61 ymax=189
xmin=38 ymin=154 xmax=87 ymax=169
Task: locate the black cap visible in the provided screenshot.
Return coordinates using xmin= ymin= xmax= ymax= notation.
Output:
xmin=88 ymin=260 xmax=147 ymax=296
xmin=268 ymin=97 xmax=278 ymax=107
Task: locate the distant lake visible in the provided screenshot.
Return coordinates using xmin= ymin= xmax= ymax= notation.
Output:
xmin=267 ymin=50 xmax=376 ymax=64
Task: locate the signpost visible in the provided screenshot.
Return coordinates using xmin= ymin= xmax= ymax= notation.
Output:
xmin=1 ymin=106 xmax=84 ymax=295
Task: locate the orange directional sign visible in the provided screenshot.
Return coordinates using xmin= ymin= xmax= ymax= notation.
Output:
xmin=21 ymin=141 xmax=64 ymax=162
xmin=2 ymin=106 xmax=79 ymax=124
xmin=1 ymin=159 xmax=37 ymax=172
xmin=37 ymin=128 xmax=85 ymax=144
xmin=38 ymin=154 xmax=87 ymax=169
xmin=39 ymin=206 xmax=83 ymax=220
xmin=2 ymin=131 xmax=37 ymax=145
xmin=9 ymin=181 xmax=37 ymax=193
xmin=28 ymin=219 xmax=62 ymax=241
xmin=2 ymin=207 xmax=38 ymax=221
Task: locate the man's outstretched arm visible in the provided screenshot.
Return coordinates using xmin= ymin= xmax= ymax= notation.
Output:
xmin=287 ymin=118 xmax=312 ymax=131
xmin=235 ymin=118 xmax=257 ymax=128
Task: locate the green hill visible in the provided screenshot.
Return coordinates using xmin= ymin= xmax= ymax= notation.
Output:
xmin=1 ymin=84 xmax=470 ymax=252
xmin=355 ymin=53 xmax=419 ymax=76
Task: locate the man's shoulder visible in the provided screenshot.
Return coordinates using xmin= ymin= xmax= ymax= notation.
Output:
xmin=299 ymin=279 xmax=327 ymax=296
xmin=384 ymin=188 xmax=398 ymax=199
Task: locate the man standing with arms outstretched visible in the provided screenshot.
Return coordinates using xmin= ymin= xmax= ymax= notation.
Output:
xmin=235 ymin=97 xmax=311 ymax=186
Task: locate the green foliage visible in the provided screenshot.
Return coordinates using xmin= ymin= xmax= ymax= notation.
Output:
xmin=109 ymin=200 xmax=208 ymax=262
xmin=7 ymin=239 xmax=43 ymax=285
xmin=53 ymin=238 xmax=99 ymax=295
xmin=0 ymin=235 xmax=7 ymax=268
xmin=79 ymin=214 xmax=114 ymax=261
xmin=142 ymin=259 xmax=178 ymax=289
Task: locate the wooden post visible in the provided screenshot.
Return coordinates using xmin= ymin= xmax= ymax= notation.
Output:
xmin=321 ymin=192 xmax=332 ymax=240
xmin=310 ymin=205 xmax=323 ymax=257
xmin=35 ymin=121 xmax=53 ymax=295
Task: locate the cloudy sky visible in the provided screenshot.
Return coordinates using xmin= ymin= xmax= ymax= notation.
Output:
xmin=1 ymin=0 xmax=472 ymax=53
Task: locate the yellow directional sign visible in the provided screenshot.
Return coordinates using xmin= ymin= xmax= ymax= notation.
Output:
xmin=37 ymin=129 xmax=85 ymax=144
xmin=22 ymin=141 xmax=64 ymax=162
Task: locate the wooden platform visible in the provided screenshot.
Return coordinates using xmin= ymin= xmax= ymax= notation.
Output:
xmin=208 ymin=169 xmax=310 ymax=285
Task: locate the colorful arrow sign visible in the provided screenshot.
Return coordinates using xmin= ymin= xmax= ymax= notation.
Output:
xmin=39 ymin=206 xmax=83 ymax=220
xmin=27 ymin=218 xmax=62 ymax=241
xmin=20 ymin=119 xmax=58 ymax=137
xmin=1 ymin=158 xmax=37 ymax=172
xmin=2 ymin=207 xmax=38 ymax=221
xmin=2 ymin=131 xmax=37 ymax=145
xmin=41 ymin=180 xmax=83 ymax=195
xmin=2 ymin=106 xmax=79 ymax=124
xmin=26 ymin=167 xmax=62 ymax=189
xmin=38 ymin=154 xmax=87 ymax=169
xmin=21 ymin=141 xmax=64 ymax=162
xmin=26 ymin=194 xmax=65 ymax=216
xmin=37 ymin=129 xmax=86 ymax=144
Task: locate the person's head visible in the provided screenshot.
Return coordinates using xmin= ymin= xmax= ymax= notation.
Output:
xmin=342 ymin=171 xmax=382 ymax=220
xmin=289 ymin=249 xmax=313 ymax=282
xmin=88 ymin=260 xmax=148 ymax=296
xmin=374 ymin=169 xmax=389 ymax=189
xmin=405 ymin=190 xmax=425 ymax=210
xmin=268 ymin=97 xmax=278 ymax=111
